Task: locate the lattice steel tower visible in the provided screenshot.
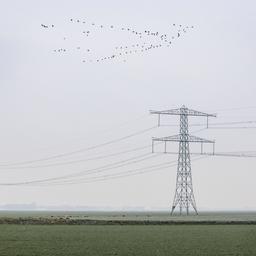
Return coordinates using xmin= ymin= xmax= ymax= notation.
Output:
xmin=151 ymin=106 xmax=216 ymax=215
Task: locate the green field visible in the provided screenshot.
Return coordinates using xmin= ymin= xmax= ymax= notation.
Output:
xmin=1 ymin=211 xmax=256 ymax=222
xmin=0 ymin=224 xmax=256 ymax=256
xmin=1 ymin=212 xmax=256 ymax=255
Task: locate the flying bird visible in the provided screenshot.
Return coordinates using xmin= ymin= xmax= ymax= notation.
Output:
xmin=47 ymin=19 xmax=194 ymax=64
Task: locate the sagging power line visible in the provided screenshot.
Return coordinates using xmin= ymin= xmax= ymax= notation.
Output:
xmin=0 ymin=125 xmax=156 ymax=167
xmin=0 ymin=143 xmax=155 ymax=170
xmin=34 ymin=156 xmax=207 ymax=187
xmin=0 ymin=152 xmax=159 ymax=186
xmin=0 ymin=105 xmax=255 ymax=215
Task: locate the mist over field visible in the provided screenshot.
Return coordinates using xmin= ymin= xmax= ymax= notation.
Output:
xmin=1 ymin=0 xmax=256 ymax=255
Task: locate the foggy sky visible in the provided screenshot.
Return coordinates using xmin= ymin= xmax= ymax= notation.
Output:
xmin=1 ymin=0 xmax=256 ymax=210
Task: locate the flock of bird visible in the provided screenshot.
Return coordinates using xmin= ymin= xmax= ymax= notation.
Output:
xmin=41 ymin=19 xmax=194 ymax=63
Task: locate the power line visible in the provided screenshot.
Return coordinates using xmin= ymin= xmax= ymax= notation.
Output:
xmin=209 ymin=126 xmax=256 ymax=130
xmin=202 ymin=152 xmax=256 ymax=158
xmin=0 ymin=143 xmax=156 ymax=170
xmin=160 ymin=120 xmax=256 ymax=127
xmin=208 ymin=106 xmax=256 ymax=112
xmin=0 ymin=152 xmax=161 ymax=186
xmin=156 ymin=151 xmax=256 ymax=158
xmin=10 ymin=156 xmax=207 ymax=187
xmin=216 ymin=150 xmax=256 ymax=154
xmin=52 ymin=156 xmax=208 ymax=186
xmin=209 ymin=121 xmax=256 ymax=126
xmin=0 ymin=125 xmax=157 ymax=167
xmin=36 ymin=159 xmax=177 ymax=186
xmin=23 ymin=113 xmax=150 ymax=155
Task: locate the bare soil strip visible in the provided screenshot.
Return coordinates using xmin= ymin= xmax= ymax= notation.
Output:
xmin=1 ymin=217 xmax=256 ymax=225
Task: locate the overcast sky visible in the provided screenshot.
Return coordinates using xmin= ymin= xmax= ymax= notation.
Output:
xmin=0 ymin=0 xmax=256 ymax=211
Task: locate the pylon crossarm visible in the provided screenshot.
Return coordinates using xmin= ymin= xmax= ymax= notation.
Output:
xmin=152 ymin=134 xmax=214 ymax=144
xmin=150 ymin=107 xmax=216 ymax=117
xmin=150 ymin=108 xmax=182 ymax=116
xmin=185 ymin=108 xmax=216 ymax=117
xmin=151 ymin=105 xmax=216 ymax=216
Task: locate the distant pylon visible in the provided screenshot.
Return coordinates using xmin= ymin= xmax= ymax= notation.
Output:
xmin=151 ymin=105 xmax=216 ymax=215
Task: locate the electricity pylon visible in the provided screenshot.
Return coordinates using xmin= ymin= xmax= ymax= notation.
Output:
xmin=151 ymin=105 xmax=216 ymax=215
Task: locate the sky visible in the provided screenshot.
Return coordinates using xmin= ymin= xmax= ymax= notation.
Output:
xmin=0 ymin=0 xmax=256 ymax=211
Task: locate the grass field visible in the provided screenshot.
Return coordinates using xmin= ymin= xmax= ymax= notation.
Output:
xmin=1 ymin=212 xmax=256 ymax=256
xmin=0 ymin=224 xmax=256 ymax=256
xmin=1 ymin=211 xmax=256 ymax=221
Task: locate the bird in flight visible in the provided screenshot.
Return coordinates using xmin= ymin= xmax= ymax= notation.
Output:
xmin=44 ymin=18 xmax=194 ymax=64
